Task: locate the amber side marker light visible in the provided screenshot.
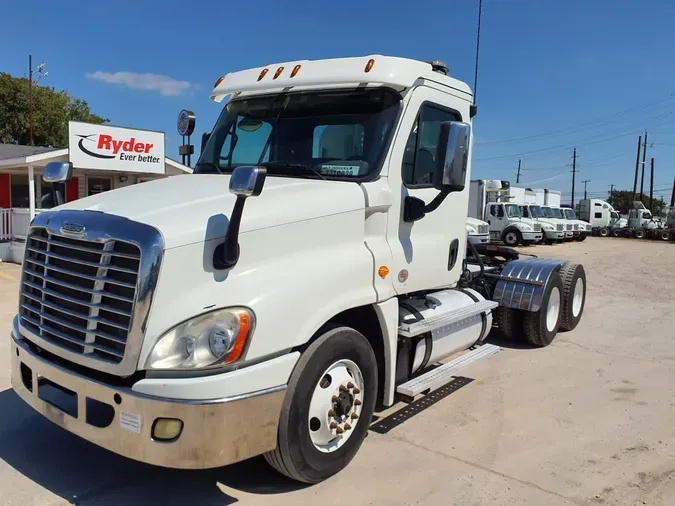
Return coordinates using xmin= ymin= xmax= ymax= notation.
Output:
xmin=378 ymin=266 xmax=390 ymax=279
xmin=214 ymin=75 xmax=226 ymax=88
xmin=273 ymin=66 xmax=285 ymax=80
xmin=290 ymin=64 xmax=302 ymax=78
xmin=258 ymin=68 xmax=269 ymax=81
xmin=364 ymin=58 xmax=375 ymax=73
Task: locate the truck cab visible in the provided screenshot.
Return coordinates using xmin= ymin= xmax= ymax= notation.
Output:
xmin=541 ymin=206 xmax=573 ymax=240
xmin=10 ymin=55 xmax=586 ymax=484
xmin=518 ymin=204 xmax=566 ymax=244
xmin=561 ymin=208 xmax=591 ymax=241
xmin=628 ymin=202 xmax=662 ymax=230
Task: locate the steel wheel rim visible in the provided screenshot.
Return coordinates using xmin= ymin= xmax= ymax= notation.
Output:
xmin=546 ymin=286 xmax=561 ymax=332
xmin=505 ymin=232 xmax=517 ymax=244
xmin=572 ymin=277 xmax=584 ymax=317
xmin=308 ymin=359 xmax=364 ymax=453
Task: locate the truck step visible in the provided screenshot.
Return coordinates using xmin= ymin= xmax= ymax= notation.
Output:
xmin=398 ymin=300 xmax=498 ymax=338
xmin=395 ymin=343 xmax=500 ymax=398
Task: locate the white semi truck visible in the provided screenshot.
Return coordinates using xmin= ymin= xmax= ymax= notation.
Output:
xmin=468 ymin=180 xmax=543 ymax=246
xmin=516 ymin=203 xmax=566 ymax=244
xmin=578 ymin=199 xmax=673 ymax=240
xmin=560 ymin=207 xmax=591 ymax=241
xmin=10 ymin=55 xmax=587 ymax=483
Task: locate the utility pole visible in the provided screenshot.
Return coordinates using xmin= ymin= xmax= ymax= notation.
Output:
xmin=571 ymin=147 xmax=577 ymax=207
xmin=610 ymin=183 xmax=615 ymax=196
xmin=516 ymin=159 xmax=521 ymax=183
xmin=649 ymin=158 xmax=654 ymax=212
xmin=28 ymin=54 xmax=33 ymax=146
xmin=473 ymin=0 xmax=483 ymax=103
xmin=639 ymin=131 xmax=648 ymax=199
xmin=670 ymin=176 xmax=675 ymax=208
xmin=582 ymin=179 xmax=591 ymax=200
xmin=632 ymin=134 xmax=642 ymax=200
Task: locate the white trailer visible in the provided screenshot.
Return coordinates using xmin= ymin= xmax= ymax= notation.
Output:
xmin=10 ymin=55 xmax=588 ymax=484
xmin=469 ymin=180 xmax=543 ymax=246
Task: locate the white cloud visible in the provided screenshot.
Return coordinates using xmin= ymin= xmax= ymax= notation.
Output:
xmin=86 ymin=71 xmax=195 ymax=97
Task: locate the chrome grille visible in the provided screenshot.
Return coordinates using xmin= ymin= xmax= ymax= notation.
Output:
xmin=556 ymin=223 xmax=564 ymax=231
xmin=566 ymin=223 xmax=573 ymax=231
xmin=478 ymin=224 xmax=489 ymax=235
xmin=533 ymin=223 xmax=541 ymax=232
xmin=19 ymin=228 xmax=140 ymax=364
xmin=574 ymin=223 xmax=579 ymax=231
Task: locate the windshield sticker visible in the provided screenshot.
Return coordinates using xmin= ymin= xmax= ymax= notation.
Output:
xmin=319 ymin=164 xmax=362 ymax=176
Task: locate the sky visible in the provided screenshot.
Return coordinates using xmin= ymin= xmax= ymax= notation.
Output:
xmin=2 ymin=0 xmax=675 ymax=204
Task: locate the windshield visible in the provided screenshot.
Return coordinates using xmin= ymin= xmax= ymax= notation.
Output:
xmin=505 ymin=204 xmax=522 ymax=218
xmin=563 ymin=209 xmax=577 ymax=219
xmin=643 ymin=212 xmax=652 ymax=220
xmin=529 ymin=205 xmax=545 ymax=218
xmin=542 ymin=206 xmax=556 ymax=218
xmin=550 ymin=208 xmax=564 ymax=219
xmin=195 ymin=88 xmax=401 ymax=180
xmin=610 ymin=211 xmax=619 ymax=219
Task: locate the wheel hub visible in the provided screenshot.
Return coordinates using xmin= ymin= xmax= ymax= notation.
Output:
xmin=334 ymin=391 xmax=353 ymax=416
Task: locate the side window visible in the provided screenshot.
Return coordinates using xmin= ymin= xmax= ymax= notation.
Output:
xmin=519 ymin=206 xmax=529 ymax=218
xmin=490 ymin=205 xmax=504 ymax=218
xmin=220 ymin=118 xmax=273 ymax=166
xmin=402 ymin=104 xmax=459 ymax=187
xmin=594 ymin=212 xmax=602 ymax=219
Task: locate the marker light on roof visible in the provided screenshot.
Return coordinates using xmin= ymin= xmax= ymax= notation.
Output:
xmin=257 ymin=68 xmax=269 ymax=81
xmin=273 ymin=66 xmax=284 ymax=80
xmin=290 ymin=64 xmax=301 ymax=78
xmin=364 ymin=58 xmax=375 ymax=73
xmin=214 ymin=75 xmax=226 ymax=88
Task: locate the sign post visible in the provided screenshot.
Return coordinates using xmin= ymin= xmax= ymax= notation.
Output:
xmin=177 ymin=109 xmax=196 ymax=167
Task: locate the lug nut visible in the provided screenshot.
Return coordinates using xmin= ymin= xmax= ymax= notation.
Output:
xmin=351 ymin=413 xmax=359 ymax=419
xmin=336 ymin=427 xmax=344 ymax=434
xmin=354 ymin=399 xmax=362 ymax=406
xmin=330 ymin=421 xmax=338 ymax=429
xmin=339 ymin=385 xmax=347 ymax=392
xmin=328 ymin=409 xmax=335 ymax=417
xmin=347 ymin=382 xmax=354 ymax=389
xmin=344 ymin=423 xmax=352 ymax=431
xmin=332 ymin=395 xmax=339 ymax=402
xmin=352 ymin=387 xmax=361 ymax=394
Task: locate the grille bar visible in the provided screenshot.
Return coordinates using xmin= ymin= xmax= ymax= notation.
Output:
xmin=21 ymin=313 xmax=124 ymax=359
xmin=24 ymin=257 xmax=136 ymax=289
xmin=20 ymin=227 xmax=140 ymax=365
xmin=30 ymin=235 xmax=140 ymax=260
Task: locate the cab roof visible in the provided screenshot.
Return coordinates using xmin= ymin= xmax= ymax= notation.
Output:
xmin=210 ymin=55 xmax=473 ymax=103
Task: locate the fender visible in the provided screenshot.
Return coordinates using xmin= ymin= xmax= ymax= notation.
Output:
xmin=492 ymin=258 xmax=568 ymax=312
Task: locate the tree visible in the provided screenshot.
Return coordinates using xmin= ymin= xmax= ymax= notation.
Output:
xmin=0 ymin=72 xmax=109 ymax=148
xmin=607 ymin=190 xmax=666 ymax=216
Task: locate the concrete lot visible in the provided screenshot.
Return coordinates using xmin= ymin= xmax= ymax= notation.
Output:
xmin=0 ymin=238 xmax=674 ymax=505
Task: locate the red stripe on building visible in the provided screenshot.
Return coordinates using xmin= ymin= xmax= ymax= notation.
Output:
xmin=66 ymin=177 xmax=79 ymax=202
xmin=0 ymin=174 xmax=10 ymax=208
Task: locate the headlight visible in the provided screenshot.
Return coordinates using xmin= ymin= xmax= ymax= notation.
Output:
xmin=517 ymin=223 xmax=533 ymax=231
xmin=542 ymin=224 xmax=554 ymax=231
xmin=466 ymin=226 xmax=477 ymax=234
xmin=145 ymin=308 xmax=254 ymax=370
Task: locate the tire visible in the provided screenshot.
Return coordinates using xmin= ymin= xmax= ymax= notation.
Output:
xmin=502 ymin=228 xmax=522 ymax=247
xmin=660 ymin=230 xmax=671 ymax=241
xmin=623 ymin=229 xmax=633 ymax=238
xmin=558 ymin=262 xmax=586 ymax=331
xmin=610 ymin=228 xmax=621 ymax=238
xmin=578 ymin=235 xmax=587 ymax=242
xmin=264 ymin=326 xmax=378 ymax=483
xmin=497 ymin=307 xmax=523 ymax=340
xmin=598 ymin=227 xmax=609 ymax=237
xmin=634 ymin=228 xmax=646 ymax=239
xmin=522 ymin=271 xmax=563 ymax=347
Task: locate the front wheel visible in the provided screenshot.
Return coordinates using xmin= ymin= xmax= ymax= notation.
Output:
xmin=264 ymin=326 xmax=378 ymax=483
xmin=577 ymin=235 xmax=587 ymax=242
xmin=660 ymin=230 xmax=671 ymax=241
xmin=502 ymin=229 xmax=522 ymax=247
xmin=634 ymin=228 xmax=646 ymax=239
xmin=598 ymin=227 xmax=609 ymax=237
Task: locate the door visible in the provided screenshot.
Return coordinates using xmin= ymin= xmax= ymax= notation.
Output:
xmin=487 ymin=203 xmax=505 ymax=234
xmin=87 ymin=177 xmax=112 ymax=196
xmin=385 ymin=85 xmax=472 ymax=294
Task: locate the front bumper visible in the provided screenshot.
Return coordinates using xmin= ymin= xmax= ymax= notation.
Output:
xmin=11 ymin=331 xmax=285 ymax=469
xmin=544 ymin=230 xmax=566 ymax=240
xmin=468 ymin=234 xmax=490 ymax=245
xmin=522 ymin=232 xmax=543 ymax=242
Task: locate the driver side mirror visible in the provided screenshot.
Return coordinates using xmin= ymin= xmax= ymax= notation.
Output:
xmin=433 ymin=121 xmax=470 ymax=192
xmin=43 ymin=161 xmax=73 ymax=183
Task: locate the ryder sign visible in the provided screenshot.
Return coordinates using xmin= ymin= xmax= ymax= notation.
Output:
xmin=69 ymin=121 xmax=165 ymax=174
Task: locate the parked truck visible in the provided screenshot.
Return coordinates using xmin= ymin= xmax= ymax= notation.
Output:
xmin=560 ymin=207 xmax=591 ymax=241
xmin=468 ymin=179 xmax=543 ymax=246
xmin=579 ymin=199 xmax=673 ymax=241
xmin=517 ymin=203 xmax=567 ymax=244
xmin=466 ymin=217 xmax=490 ymax=244
xmin=10 ymin=55 xmax=587 ymax=484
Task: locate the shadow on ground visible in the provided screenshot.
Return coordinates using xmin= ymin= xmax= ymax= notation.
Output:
xmin=0 ymin=388 xmax=307 ymax=505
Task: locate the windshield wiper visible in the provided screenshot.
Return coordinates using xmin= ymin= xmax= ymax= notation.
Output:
xmin=262 ymin=162 xmax=326 ymax=180
xmin=194 ymin=161 xmax=223 ymax=174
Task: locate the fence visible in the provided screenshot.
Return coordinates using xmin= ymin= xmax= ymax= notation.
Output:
xmin=0 ymin=208 xmax=10 ymax=241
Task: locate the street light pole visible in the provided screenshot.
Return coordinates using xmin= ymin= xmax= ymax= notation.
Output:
xmin=28 ymin=54 xmax=33 ymax=146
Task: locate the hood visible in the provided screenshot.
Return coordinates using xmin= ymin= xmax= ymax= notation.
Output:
xmin=58 ymin=174 xmax=366 ymax=249
xmin=466 ymin=217 xmax=488 ymax=227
